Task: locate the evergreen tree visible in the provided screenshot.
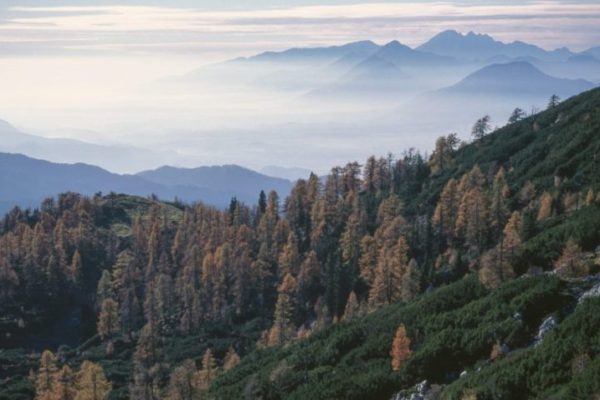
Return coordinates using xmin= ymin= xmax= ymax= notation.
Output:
xmin=547 ymin=94 xmax=560 ymax=109
xmin=471 ymin=115 xmax=491 ymax=139
xmin=508 ymin=107 xmax=526 ymax=124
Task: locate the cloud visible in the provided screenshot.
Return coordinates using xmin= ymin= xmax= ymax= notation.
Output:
xmin=0 ymin=1 xmax=598 ymax=58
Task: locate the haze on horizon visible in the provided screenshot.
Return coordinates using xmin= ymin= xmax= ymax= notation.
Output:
xmin=0 ymin=0 xmax=599 ymax=174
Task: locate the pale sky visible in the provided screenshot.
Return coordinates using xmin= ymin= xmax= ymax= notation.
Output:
xmin=0 ymin=0 xmax=599 ymax=169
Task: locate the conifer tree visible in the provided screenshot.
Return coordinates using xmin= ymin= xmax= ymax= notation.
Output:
xmin=35 ymin=350 xmax=58 ymax=400
xmin=74 ymin=361 xmax=111 ymax=400
xmin=547 ymin=94 xmax=560 ymax=109
xmin=537 ymin=192 xmax=554 ymax=221
xmin=471 ymin=115 xmax=491 ymax=139
xmin=508 ymin=107 xmax=526 ymax=124
xmin=268 ymin=273 xmax=297 ymax=346
xmin=196 ymin=349 xmax=218 ymax=391
xmin=342 ymin=291 xmax=360 ymax=321
xmin=390 ymin=324 xmax=412 ymax=371
xmin=96 ymin=270 xmax=113 ymax=309
xmin=223 ymin=347 xmax=241 ymax=372
xmin=97 ymin=298 xmax=120 ymax=341
xmin=165 ymin=359 xmax=198 ymax=400
xmin=358 ymin=235 xmax=377 ymax=286
xmin=53 ymin=365 xmax=76 ymax=400
xmin=401 ymin=259 xmax=421 ymax=302
xmin=554 ymin=239 xmax=587 ymax=278
xmin=490 ymin=168 xmax=510 ymax=239
xmin=432 ymin=178 xmax=458 ymax=245
xmin=368 ymin=237 xmax=409 ymax=309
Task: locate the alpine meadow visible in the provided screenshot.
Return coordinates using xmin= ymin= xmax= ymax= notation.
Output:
xmin=0 ymin=2 xmax=600 ymax=400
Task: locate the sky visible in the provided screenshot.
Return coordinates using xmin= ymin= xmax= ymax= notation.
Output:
xmin=0 ymin=0 xmax=599 ymax=171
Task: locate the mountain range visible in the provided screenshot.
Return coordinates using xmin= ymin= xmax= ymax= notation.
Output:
xmin=0 ymin=152 xmax=294 ymax=214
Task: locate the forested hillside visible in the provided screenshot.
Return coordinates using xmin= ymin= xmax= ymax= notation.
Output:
xmin=1 ymin=88 xmax=600 ymax=400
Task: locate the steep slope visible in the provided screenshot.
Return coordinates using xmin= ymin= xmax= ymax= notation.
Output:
xmin=208 ymin=86 xmax=600 ymax=400
xmin=418 ymin=30 xmax=574 ymax=62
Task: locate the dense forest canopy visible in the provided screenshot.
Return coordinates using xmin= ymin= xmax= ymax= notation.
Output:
xmin=1 ymin=88 xmax=600 ymax=399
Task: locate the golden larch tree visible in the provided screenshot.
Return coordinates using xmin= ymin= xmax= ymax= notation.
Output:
xmin=74 ymin=361 xmax=111 ymax=400
xmin=390 ymin=324 xmax=413 ymax=371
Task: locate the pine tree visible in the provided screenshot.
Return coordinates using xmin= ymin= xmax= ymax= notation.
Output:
xmin=547 ymin=94 xmax=560 ymax=109
xmin=35 ymin=350 xmax=58 ymax=400
xmin=223 ymin=347 xmax=241 ymax=372
xmin=74 ymin=361 xmax=111 ymax=400
xmin=508 ymin=107 xmax=526 ymax=124
xmin=471 ymin=115 xmax=491 ymax=139
xmin=390 ymin=324 xmax=412 ymax=371
xmin=97 ymin=298 xmax=120 ymax=341
xmin=490 ymin=168 xmax=510 ymax=239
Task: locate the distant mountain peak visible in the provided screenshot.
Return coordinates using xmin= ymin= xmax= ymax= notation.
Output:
xmin=418 ymin=30 xmax=573 ymax=62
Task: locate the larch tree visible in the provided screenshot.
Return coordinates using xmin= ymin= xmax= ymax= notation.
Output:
xmin=432 ymin=178 xmax=458 ymax=245
xmin=165 ymin=359 xmax=198 ymax=400
xmin=358 ymin=235 xmax=378 ymax=286
xmin=429 ymin=133 xmax=459 ymax=174
xmin=35 ymin=350 xmax=58 ymax=400
xmin=455 ymin=187 xmax=489 ymax=250
xmin=223 ymin=347 xmax=241 ymax=372
xmin=368 ymin=237 xmax=409 ymax=310
xmin=52 ymin=365 xmax=76 ymax=400
xmin=196 ymin=349 xmax=218 ymax=391
xmin=537 ymin=192 xmax=554 ymax=221
xmin=268 ymin=273 xmax=297 ymax=346
xmin=74 ymin=361 xmax=111 ymax=400
xmin=390 ymin=324 xmax=413 ymax=371
xmin=554 ymin=239 xmax=588 ymax=278
xmin=97 ymin=298 xmax=120 ymax=341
